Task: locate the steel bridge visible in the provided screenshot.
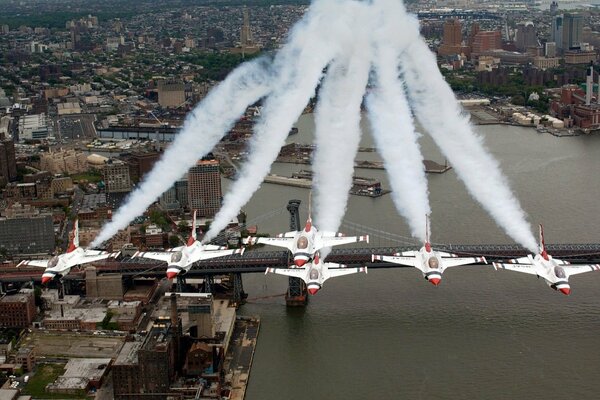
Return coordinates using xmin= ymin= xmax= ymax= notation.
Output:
xmin=3 ymin=200 xmax=600 ymax=304
xmin=417 ymin=10 xmax=503 ymax=20
xmin=2 ymin=243 xmax=600 ymax=282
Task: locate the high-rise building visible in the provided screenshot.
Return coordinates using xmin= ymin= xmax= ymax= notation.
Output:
xmin=103 ymin=160 xmax=132 ymax=193
xmin=187 ymin=159 xmax=221 ymax=217
xmin=0 ymin=206 xmax=54 ymax=254
xmin=471 ymin=31 xmax=502 ymax=55
xmin=1 ymin=25 xmax=9 ymax=34
xmin=516 ymin=22 xmax=538 ymax=52
xmin=438 ymin=19 xmax=463 ymax=56
xmin=563 ymin=13 xmax=583 ymax=51
xmin=241 ymin=8 xmax=252 ymax=47
xmin=0 ymin=139 xmax=17 ymax=187
xmin=125 ymin=151 xmax=160 ymax=183
xmin=545 ymin=42 xmax=557 ymax=57
xmin=175 ymin=176 xmax=189 ymax=209
xmin=552 ymin=15 xmax=564 ymax=50
xmin=160 ymin=186 xmax=179 ymax=210
xmin=157 ymin=80 xmax=185 ymax=108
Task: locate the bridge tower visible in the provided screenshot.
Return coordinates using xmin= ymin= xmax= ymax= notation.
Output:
xmin=285 ymin=200 xmax=308 ymax=306
xmin=231 ymin=273 xmax=246 ymax=306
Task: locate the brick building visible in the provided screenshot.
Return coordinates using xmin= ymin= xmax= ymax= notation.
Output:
xmin=0 ymin=289 xmax=36 ymax=328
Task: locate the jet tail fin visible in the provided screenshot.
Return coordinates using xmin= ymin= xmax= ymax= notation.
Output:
xmin=187 ymin=210 xmax=197 ymax=246
xmin=425 ymin=214 xmax=432 ymax=252
xmin=67 ymin=220 xmax=79 ymax=253
xmin=539 ymin=224 xmax=549 ymax=261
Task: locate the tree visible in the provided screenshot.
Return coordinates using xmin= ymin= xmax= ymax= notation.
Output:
xmin=177 ymin=221 xmax=190 ymax=235
xmin=169 ymin=235 xmax=181 ymax=247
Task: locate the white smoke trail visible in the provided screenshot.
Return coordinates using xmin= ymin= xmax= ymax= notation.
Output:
xmin=384 ymin=13 xmax=537 ymax=251
xmin=366 ymin=44 xmax=430 ymax=242
xmin=312 ymin=38 xmax=372 ymax=238
xmin=91 ymin=58 xmax=274 ymax=247
xmin=204 ymin=0 xmax=368 ymax=242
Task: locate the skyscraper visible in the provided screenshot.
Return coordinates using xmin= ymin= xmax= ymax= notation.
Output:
xmin=552 ymin=15 xmax=563 ymax=50
xmin=240 ymin=8 xmax=252 ymax=47
xmin=563 ymin=13 xmax=583 ymax=50
xmin=438 ymin=19 xmax=463 ymax=56
xmin=187 ymin=159 xmax=221 ymax=217
xmin=0 ymin=139 xmax=17 ymax=187
xmin=516 ymin=22 xmax=538 ymax=52
xmin=471 ymin=31 xmax=502 ymax=55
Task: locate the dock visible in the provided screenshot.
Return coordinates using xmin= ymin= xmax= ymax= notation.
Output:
xmin=264 ymin=171 xmax=390 ymax=197
xmin=223 ymin=316 xmax=260 ymax=400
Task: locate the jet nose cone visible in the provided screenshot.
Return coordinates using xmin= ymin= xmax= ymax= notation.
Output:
xmin=41 ymin=276 xmax=51 ymax=285
xmin=429 ymin=277 xmax=441 ymax=286
xmin=166 ymin=271 xmax=178 ymax=280
xmin=294 ymin=259 xmax=307 ymax=267
xmin=559 ymin=287 xmax=571 ymax=295
xmin=307 ymin=287 xmax=319 ymax=295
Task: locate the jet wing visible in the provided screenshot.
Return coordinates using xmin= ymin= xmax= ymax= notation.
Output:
xmin=264 ymin=267 xmax=306 ymax=279
xmin=276 ymin=231 xmax=298 ymax=238
xmin=76 ymin=252 xmax=120 ymax=265
xmin=507 ymin=257 xmax=531 ymax=264
xmin=563 ymin=264 xmax=600 ymax=277
xmin=492 ymin=262 xmax=538 ymax=275
xmin=252 ymin=237 xmax=295 ymax=251
xmin=443 ymin=256 xmax=487 ymax=269
xmin=395 ymin=251 xmax=418 ymax=256
xmin=203 ymin=244 xmax=227 ymax=251
xmin=132 ymin=251 xmax=173 ymax=263
xmin=192 ymin=248 xmax=244 ymax=263
xmin=17 ymin=259 xmax=49 ymax=268
xmin=321 ymin=235 xmax=369 ymax=248
xmin=326 ymin=265 xmax=367 ymax=278
xmin=372 ymin=254 xmax=417 ymax=267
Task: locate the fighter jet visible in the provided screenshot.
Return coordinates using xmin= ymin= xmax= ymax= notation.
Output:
xmin=17 ymin=220 xmax=120 ymax=284
xmin=133 ymin=210 xmax=244 ymax=279
xmin=371 ymin=215 xmax=486 ymax=286
xmin=244 ymin=215 xmax=368 ymax=267
xmin=492 ymin=224 xmax=600 ymax=295
xmin=265 ymin=251 xmax=367 ymax=295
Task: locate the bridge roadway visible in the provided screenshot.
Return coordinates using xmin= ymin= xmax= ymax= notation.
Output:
xmin=2 ymin=244 xmax=600 ymax=283
xmin=417 ymin=10 xmax=503 ymax=20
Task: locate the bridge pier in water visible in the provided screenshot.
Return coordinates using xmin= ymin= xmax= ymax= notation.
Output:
xmin=285 ymin=199 xmax=308 ymax=307
xmin=176 ymin=275 xmax=187 ymax=292
xmin=231 ymin=273 xmax=247 ymax=306
xmin=202 ymin=275 xmax=214 ymax=294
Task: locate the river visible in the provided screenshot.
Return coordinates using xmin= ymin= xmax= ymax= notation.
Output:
xmin=222 ymin=114 xmax=600 ymax=400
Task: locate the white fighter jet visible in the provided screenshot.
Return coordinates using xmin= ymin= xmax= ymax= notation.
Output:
xmin=244 ymin=216 xmax=368 ymax=267
xmin=265 ymin=251 xmax=367 ymax=295
xmin=371 ymin=216 xmax=486 ymax=286
xmin=133 ymin=210 xmax=244 ymax=279
xmin=17 ymin=220 xmax=120 ymax=284
xmin=492 ymin=225 xmax=600 ymax=295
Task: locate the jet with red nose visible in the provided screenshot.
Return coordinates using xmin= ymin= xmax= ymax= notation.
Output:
xmin=245 ymin=217 xmax=368 ymax=267
xmin=493 ymin=224 xmax=600 ymax=295
xmin=17 ymin=220 xmax=120 ymax=284
xmin=133 ymin=210 xmax=245 ymax=280
xmin=372 ymin=215 xmax=486 ymax=286
xmin=265 ymin=252 xmax=367 ymax=294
